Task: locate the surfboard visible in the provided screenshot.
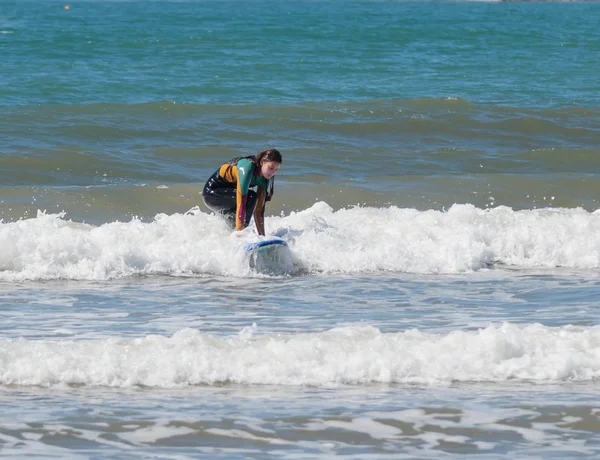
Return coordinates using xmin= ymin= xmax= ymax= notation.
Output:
xmin=244 ymin=238 xmax=291 ymax=274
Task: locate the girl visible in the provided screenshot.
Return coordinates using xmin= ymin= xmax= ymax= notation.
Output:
xmin=202 ymin=148 xmax=282 ymax=236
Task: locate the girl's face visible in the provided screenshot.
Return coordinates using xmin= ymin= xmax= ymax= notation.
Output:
xmin=260 ymin=161 xmax=281 ymax=179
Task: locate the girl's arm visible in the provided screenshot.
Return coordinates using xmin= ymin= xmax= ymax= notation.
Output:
xmin=254 ymin=188 xmax=266 ymax=236
xmin=234 ymin=159 xmax=254 ymax=230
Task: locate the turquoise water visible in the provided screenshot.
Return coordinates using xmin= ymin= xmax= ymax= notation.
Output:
xmin=2 ymin=1 xmax=599 ymax=107
xmin=1 ymin=1 xmax=600 ymax=458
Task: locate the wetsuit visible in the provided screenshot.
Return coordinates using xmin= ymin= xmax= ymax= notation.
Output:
xmin=202 ymin=157 xmax=272 ymax=233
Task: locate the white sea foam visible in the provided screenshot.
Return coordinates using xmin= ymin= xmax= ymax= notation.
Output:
xmin=0 ymin=202 xmax=599 ymax=280
xmin=1 ymin=323 xmax=599 ymax=388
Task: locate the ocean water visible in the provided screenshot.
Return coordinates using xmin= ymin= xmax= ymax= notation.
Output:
xmin=1 ymin=0 xmax=600 ymax=458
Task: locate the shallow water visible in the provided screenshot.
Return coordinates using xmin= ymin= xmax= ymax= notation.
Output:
xmin=2 ymin=270 xmax=600 ymax=457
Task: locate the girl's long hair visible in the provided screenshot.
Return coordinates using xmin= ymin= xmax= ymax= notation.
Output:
xmin=252 ymin=148 xmax=282 ymax=201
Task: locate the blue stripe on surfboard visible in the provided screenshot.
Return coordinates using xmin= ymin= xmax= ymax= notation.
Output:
xmin=244 ymin=239 xmax=288 ymax=252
